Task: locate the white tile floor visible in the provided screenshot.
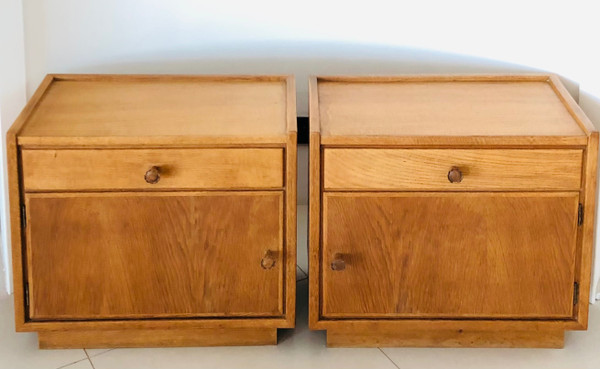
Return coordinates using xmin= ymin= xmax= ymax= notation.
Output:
xmin=1 ymin=206 xmax=600 ymax=369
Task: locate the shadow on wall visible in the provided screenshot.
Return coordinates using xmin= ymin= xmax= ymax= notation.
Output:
xmin=35 ymin=40 xmax=581 ymax=114
xmin=49 ymin=41 xmax=582 ymax=206
xmin=33 ymin=41 xmax=581 ymax=206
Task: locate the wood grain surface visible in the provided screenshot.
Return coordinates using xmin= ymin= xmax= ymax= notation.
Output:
xmin=38 ymin=328 xmax=277 ymax=348
xmin=22 ymin=148 xmax=283 ymax=191
xmin=26 ymin=192 xmax=283 ymax=320
xmin=20 ymin=78 xmax=287 ymax=138
xmin=326 ymin=329 xmax=564 ymax=348
xmin=322 ymin=192 xmax=579 ymax=319
xmin=323 ymin=149 xmax=583 ymax=191
xmin=318 ymin=79 xmax=584 ymax=137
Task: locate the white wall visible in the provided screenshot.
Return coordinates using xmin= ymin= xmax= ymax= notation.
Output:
xmin=2 ymin=0 xmax=599 ymax=299
xmin=0 ymin=0 xmax=26 ymax=298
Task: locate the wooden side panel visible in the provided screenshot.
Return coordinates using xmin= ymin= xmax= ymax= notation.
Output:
xmin=324 ymin=149 xmax=583 ymax=191
xmin=574 ymin=131 xmax=599 ymax=327
xmin=308 ymin=132 xmax=321 ymax=329
xmin=8 ymin=75 xmax=56 ymax=331
xmin=22 ymin=148 xmax=284 ymax=191
xmin=284 ymin=132 xmax=297 ymax=327
xmin=26 ymin=192 xmax=283 ymax=320
xmin=322 ymin=193 xmax=579 ymax=319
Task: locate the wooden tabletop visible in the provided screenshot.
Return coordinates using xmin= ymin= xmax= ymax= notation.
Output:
xmin=316 ymin=76 xmax=586 ymax=138
xmin=18 ymin=75 xmax=294 ymax=146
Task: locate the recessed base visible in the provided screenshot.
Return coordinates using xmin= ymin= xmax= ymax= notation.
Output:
xmin=38 ymin=327 xmax=277 ymax=349
xmin=326 ymin=328 xmax=565 ymax=348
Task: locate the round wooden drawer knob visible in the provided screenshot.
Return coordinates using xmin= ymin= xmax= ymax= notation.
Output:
xmin=447 ymin=166 xmax=463 ymax=183
xmin=261 ymin=251 xmax=276 ymax=269
xmin=144 ymin=166 xmax=161 ymax=184
xmin=331 ymin=254 xmax=345 ymax=271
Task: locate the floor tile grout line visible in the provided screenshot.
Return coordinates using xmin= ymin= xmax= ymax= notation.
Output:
xmin=84 ymin=349 xmax=96 ymax=369
xmin=297 ymin=265 xmax=308 ymax=277
xmin=55 ymin=357 xmax=90 ymax=369
xmin=378 ymin=347 xmax=401 ymax=369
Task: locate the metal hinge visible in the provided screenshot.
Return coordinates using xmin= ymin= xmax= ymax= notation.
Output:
xmin=25 ymin=283 xmax=29 ymax=308
xmin=20 ymin=204 xmax=26 ymax=229
xmin=578 ymin=203 xmax=584 ymax=226
xmin=573 ymin=282 xmax=580 ymax=305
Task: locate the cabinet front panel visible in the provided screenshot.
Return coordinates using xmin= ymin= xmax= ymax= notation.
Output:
xmin=26 ymin=192 xmax=283 ymax=320
xmin=322 ymin=192 xmax=578 ymax=319
xmin=323 ymin=149 xmax=583 ymax=191
xmin=22 ymin=148 xmax=283 ymax=191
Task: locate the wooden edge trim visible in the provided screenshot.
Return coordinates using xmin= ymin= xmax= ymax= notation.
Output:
xmin=319 ymin=135 xmax=588 ymax=147
xmin=308 ymin=132 xmax=321 ymax=329
xmin=19 ymin=318 xmax=292 ymax=332
xmin=548 ymin=74 xmax=597 ymax=136
xmin=309 ymin=77 xmax=320 ymax=133
xmin=38 ymin=328 xmax=278 ymax=349
xmin=49 ymin=73 xmax=291 ymax=82
xmin=17 ymin=136 xmax=289 ymax=148
xmin=284 ymin=132 xmax=297 ymax=327
xmin=7 ymin=74 xmax=54 ymax=137
xmin=314 ymin=74 xmax=552 ymax=83
xmin=7 ymin=74 xmax=55 ymax=331
xmin=326 ymin=329 xmax=565 ymax=348
xmin=286 ymin=76 xmax=297 ymax=133
xmin=576 ymin=131 xmax=599 ymax=327
xmin=311 ymin=318 xmax=584 ymax=332
xmin=7 ymin=131 xmax=25 ymax=330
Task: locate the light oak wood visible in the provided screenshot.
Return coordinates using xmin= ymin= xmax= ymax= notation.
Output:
xmin=326 ymin=329 xmax=564 ymax=348
xmin=324 ymin=149 xmax=583 ymax=191
xmin=8 ymin=74 xmax=55 ymax=331
xmin=22 ymin=148 xmax=283 ymax=191
xmin=574 ymin=132 xmax=599 ymax=327
xmin=318 ymin=78 xmax=585 ymax=138
xmin=308 ymin=132 xmax=321 ymax=329
xmin=20 ymin=77 xmax=287 ymax=139
xmin=38 ymin=328 xmax=277 ymax=349
xmin=322 ymin=192 xmax=578 ymax=319
xmin=284 ymin=132 xmax=298 ymax=327
xmin=26 ymin=192 xmax=283 ymax=320
xmin=548 ymin=75 xmax=597 ymax=135
xmin=309 ymin=74 xmax=598 ymax=348
xmin=320 ymin=135 xmax=587 ymax=147
xmin=8 ymin=74 xmax=297 ymax=346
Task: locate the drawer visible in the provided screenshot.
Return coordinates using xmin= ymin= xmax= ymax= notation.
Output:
xmin=22 ymin=148 xmax=283 ymax=191
xmin=323 ymin=149 xmax=583 ymax=191
xmin=26 ymin=191 xmax=283 ymax=320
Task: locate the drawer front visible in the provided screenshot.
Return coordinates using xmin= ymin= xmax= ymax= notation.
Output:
xmin=22 ymin=148 xmax=283 ymax=191
xmin=26 ymin=192 xmax=283 ymax=320
xmin=323 ymin=149 xmax=583 ymax=191
xmin=322 ymin=192 xmax=578 ymax=319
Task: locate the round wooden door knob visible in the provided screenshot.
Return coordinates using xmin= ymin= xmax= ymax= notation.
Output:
xmin=447 ymin=166 xmax=463 ymax=183
xmin=331 ymin=254 xmax=345 ymax=271
xmin=144 ymin=166 xmax=161 ymax=184
xmin=261 ymin=251 xmax=276 ymax=269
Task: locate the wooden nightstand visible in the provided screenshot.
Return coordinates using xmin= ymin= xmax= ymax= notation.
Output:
xmin=7 ymin=74 xmax=297 ymax=348
xmin=308 ymin=75 xmax=598 ymax=348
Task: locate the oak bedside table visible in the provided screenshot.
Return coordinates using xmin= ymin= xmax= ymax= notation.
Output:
xmin=308 ymin=75 xmax=598 ymax=348
xmin=7 ymin=74 xmax=297 ymax=348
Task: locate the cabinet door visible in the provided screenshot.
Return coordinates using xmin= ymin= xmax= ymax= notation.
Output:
xmin=322 ymin=193 xmax=579 ymax=319
xmin=26 ymin=192 xmax=283 ymax=320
